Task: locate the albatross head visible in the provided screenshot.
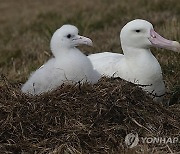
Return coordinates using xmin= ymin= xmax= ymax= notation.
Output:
xmin=120 ymin=19 xmax=180 ymax=53
xmin=50 ymin=25 xmax=93 ymax=55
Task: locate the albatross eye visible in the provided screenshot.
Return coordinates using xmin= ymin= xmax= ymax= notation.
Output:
xmin=67 ymin=34 xmax=72 ymax=39
xmin=135 ymin=30 xmax=141 ymax=33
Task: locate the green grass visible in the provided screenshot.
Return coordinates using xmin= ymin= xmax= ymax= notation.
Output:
xmin=0 ymin=0 xmax=179 ymax=153
xmin=1 ymin=0 xmax=179 ymax=94
xmin=0 ymin=0 xmax=179 ymax=82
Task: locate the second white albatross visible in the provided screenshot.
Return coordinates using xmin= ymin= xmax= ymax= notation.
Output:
xmin=22 ymin=25 xmax=100 ymax=95
xmin=88 ymin=19 xmax=180 ymax=101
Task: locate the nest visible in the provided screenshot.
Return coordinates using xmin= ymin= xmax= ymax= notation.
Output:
xmin=0 ymin=76 xmax=179 ymax=153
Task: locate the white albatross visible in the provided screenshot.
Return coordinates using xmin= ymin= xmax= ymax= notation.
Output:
xmin=22 ymin=25 xmax=100 ymax=95
xmin=88 ymin=19 xmax=180 ymax=101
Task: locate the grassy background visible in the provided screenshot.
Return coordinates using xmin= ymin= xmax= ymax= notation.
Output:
xmin=0 ymin=0 xmax=180 ymax=153
xmin=0 ymin=0 xmax=179 ymax=91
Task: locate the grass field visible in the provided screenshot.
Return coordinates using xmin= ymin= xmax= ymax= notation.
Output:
xmin=0 ymin=0 xmax=180 ymax=153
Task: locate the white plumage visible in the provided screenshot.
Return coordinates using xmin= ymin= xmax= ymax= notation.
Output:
xmin=22 ymin=25 xmax=100 ymax=95
xmin=88 ymin=19 xmax=180 ymax=101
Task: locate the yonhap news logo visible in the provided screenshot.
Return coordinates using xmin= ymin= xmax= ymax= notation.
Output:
xmin=125 ymin=133 xmax=139 ymax=148
xmin=125 ymin=133 xmax=179 ymax=148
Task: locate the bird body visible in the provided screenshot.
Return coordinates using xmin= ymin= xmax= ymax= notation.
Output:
xmin=22 ymin=25 xmax=100 ymax=95
xmin=88 ymin=19 xmax=180 ymax=101
xmin=89 ymin=50 xmax=165 ymax=100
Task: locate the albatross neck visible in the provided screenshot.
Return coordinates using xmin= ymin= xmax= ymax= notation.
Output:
xmin=122 ymin=46 xmax=154 ymax=61
xmin=52 ymin=47 xmax=78 ymax=58
xmin=121 ymin=45 xmax=161 ymax=71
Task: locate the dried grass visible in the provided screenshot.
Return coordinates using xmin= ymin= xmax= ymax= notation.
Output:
xmin=0 ymin=76 xmax=180 ymax=153
xmin=0 ymin=0 xmax=180 ymax=153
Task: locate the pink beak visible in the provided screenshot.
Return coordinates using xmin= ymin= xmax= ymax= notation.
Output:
xmin=149 ymin=29 xmax=180 ymax=53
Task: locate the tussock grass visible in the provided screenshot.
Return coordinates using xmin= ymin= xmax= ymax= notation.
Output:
xmin=0 ymin=0 xmax=180 ymax=153
xmin=0 ymin=77 xmax=180 ymax=153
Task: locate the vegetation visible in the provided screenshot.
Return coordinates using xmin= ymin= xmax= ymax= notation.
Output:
xmin=0 ymin=0 xmax=179 ymax=153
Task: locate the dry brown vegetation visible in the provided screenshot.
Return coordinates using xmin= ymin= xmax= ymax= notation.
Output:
xmin=1 ymin=77 xmax=180 ymax=153
xmin=0 ymin=0 xmax=180 ymax=153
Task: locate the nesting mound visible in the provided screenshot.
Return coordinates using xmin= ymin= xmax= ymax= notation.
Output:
xmin=0 ymin=76 xmax=180 ymax=153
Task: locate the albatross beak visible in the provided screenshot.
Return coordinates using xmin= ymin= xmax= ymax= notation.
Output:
xmin=149 ymin=29 xmax=180 ymax=53
xmin=72 ymin=35 xmax=93 ymax=47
